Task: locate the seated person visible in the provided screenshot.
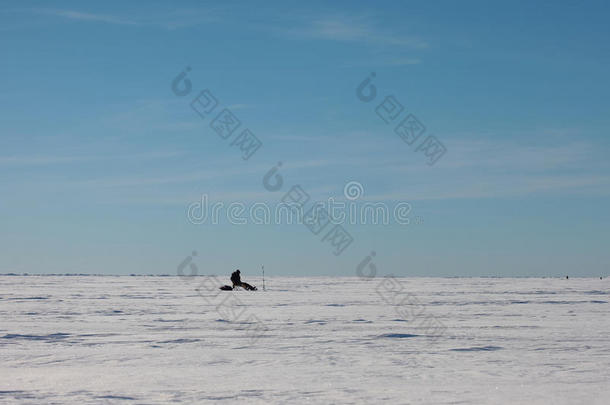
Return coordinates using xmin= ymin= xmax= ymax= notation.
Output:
xmin=230 ymin=269 xmax=256 ymax=290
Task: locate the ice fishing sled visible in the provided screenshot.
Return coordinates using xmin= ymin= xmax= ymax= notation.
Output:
xmin=219 ymin=283 xmax=257 ymax=291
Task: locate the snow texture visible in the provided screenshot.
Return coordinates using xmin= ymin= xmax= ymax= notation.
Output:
xmin=1 ymin=276 xmax=609 ymax=404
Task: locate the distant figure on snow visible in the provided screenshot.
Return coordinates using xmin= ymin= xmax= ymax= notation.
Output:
xmin=231 ymin=269 xmax=257 ymax=291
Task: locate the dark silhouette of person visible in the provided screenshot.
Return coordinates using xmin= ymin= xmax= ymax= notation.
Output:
xmin=231 ymin=270 xmax=242 ymax=288
xmin=230 ymin=269 xmax=257 ymax=290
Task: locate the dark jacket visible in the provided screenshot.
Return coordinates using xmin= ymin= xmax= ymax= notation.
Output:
xmin=231 ymin=271 xmax=241 ymax=285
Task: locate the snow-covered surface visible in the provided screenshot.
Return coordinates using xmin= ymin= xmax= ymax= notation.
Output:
xmin=1 ymin=276 xmax=609 ymax=404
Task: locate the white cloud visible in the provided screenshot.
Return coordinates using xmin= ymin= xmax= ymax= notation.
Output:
xmin=282 ymin=16 xmax=428 ymax=48
xmin=27 ymin=8 xmax=221 ymax=29
xmin=38 ymin=9 xmax=139 ymax=25
xmin=361 ymin=138 xmax=610 ymax=200
xmin=0 ymin=151 xmax=185 ymax=166
xmin=383 ymin=57 xmax=421 ymax=66
xmin=366 ymin=174 xmax=610 ymax=201
xmin=226 ymin=104 xmax=251 ymax=111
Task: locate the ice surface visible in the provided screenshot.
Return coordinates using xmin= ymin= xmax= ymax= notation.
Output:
xmin=1 ymin=276 xmax=609 ymax=404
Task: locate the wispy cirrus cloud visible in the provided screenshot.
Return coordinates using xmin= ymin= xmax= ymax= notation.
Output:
xmin=23 ymin=8 xmax=221 ymax=29
xmin=281 ymin=16 xmax=428 ymax=49
xmin=382 ymin=57 xmax=421 ymax=66
xmin=0 ymin=150 xmax=185 ymax=166
xmin=35 ymin=9 xmax=139 ymax=25
xmin=366 ymin=173 xmax=610 ymax=202
xmin=361 ymin=137 xmax=610 ymax=200
xmin=226 ymin=104 xmax=251 ymax=111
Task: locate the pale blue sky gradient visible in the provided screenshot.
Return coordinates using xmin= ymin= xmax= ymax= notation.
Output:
xmin=1 ymin=0 xmax=609 ymax=276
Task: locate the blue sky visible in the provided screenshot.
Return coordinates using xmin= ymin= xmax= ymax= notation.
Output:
xmin=1 ymin=0 xmax=609 ymax=277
